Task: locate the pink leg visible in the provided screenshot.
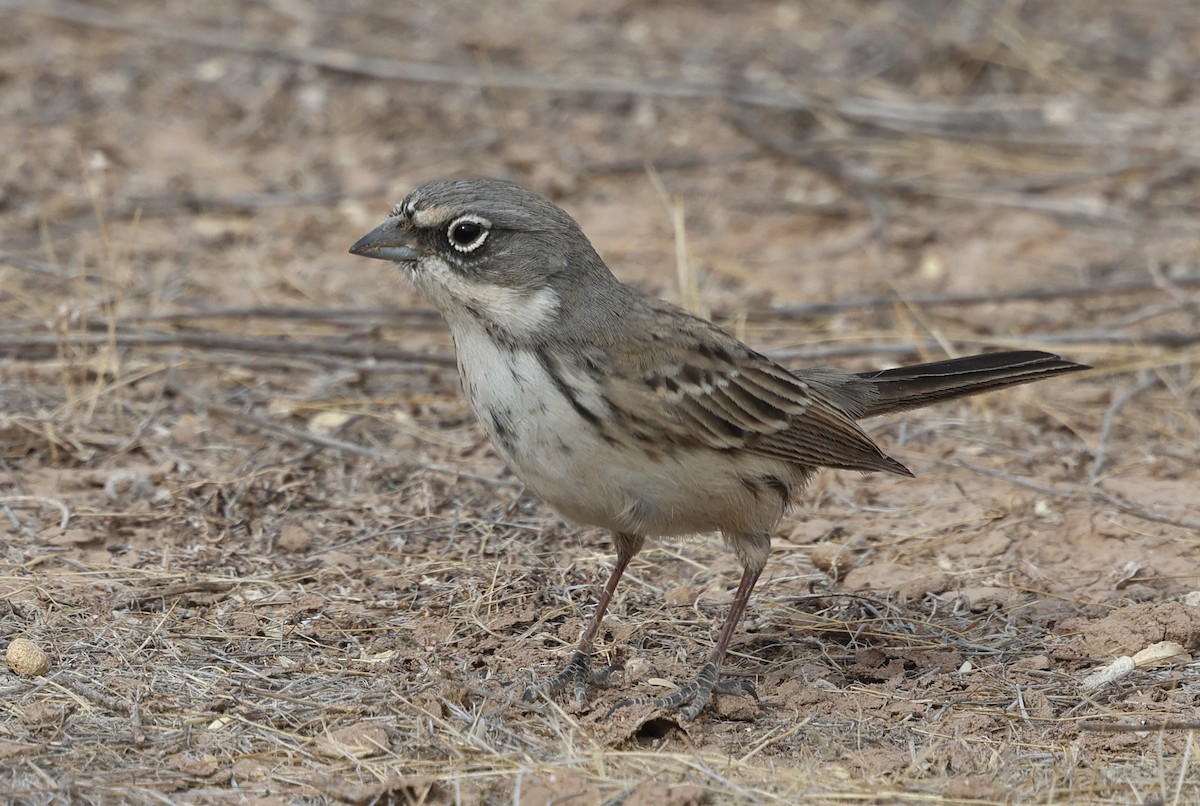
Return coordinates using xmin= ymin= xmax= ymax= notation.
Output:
xmin=608 ymin=563 xmax=763 ymax=721
xmin=524 ymin=533 xmax=642 ymax=705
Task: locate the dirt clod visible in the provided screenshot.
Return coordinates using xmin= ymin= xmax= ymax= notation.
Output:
xmin=5 ymin=638 xmax=49 ymax=677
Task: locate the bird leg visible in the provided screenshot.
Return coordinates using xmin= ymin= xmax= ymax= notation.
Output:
xmin=607 ymin=563 xmax=763 ymax=721
xmin=523 ymin=533 xmax=643 ymax=706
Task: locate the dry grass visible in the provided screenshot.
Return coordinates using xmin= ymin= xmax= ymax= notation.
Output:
xmin=3 ymin=1 xmax=1200 ymax=803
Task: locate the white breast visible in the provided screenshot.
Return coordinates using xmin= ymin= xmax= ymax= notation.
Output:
xmin=447 ymin=316 xmax=797 ymax=539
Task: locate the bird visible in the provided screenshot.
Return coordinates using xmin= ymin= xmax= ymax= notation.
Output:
xmin=349 ymin=178 xmax=1088 ymax=720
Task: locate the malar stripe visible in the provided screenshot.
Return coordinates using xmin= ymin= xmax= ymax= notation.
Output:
xmin=534 ymin=348 xmax=605 ymax=430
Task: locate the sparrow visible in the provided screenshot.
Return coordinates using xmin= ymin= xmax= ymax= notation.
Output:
xmin=350 ymin=178 xmax=1087 ymax=720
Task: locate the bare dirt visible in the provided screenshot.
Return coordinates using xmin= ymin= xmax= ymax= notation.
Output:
xmin=2 ymin=1 xmax=1199 ymax=804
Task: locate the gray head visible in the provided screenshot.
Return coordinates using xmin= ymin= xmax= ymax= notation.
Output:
xmin=350 ymin=179 xmax=632 ymax=343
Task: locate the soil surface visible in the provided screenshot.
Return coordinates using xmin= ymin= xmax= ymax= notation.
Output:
xmin=2 ymin=2 xmax=1199 ymax=804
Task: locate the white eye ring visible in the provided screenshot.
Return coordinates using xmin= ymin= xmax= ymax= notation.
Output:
xmin=446 ymin=215 xmax=491 ymax=253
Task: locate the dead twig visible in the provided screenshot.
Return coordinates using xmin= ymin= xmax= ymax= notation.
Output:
xmin=1079 ymin=720 xmax=1200 ymax=733
xmin=0 ymin=329 xmax=455 ymax=367
xmin=0 ymin=495 xmax=71 ymax=532
xmin=767 ymin=274 xmax=1200 ymax=320
xmin=123 ymin=306 xmax=440 ymax=326
xmin=173 ymin=385 xmax=520 ymax=490
xmin=1087 ymin=370 xmax=1160 ymax=484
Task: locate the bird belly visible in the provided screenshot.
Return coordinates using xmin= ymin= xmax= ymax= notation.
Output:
xmin=531 ymin=445 xmax=801 ymax=539
xmin=452 ymin=326 xmax=801 ymax=538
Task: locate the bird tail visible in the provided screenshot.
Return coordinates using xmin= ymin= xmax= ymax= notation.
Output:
xmin=854 ymin=350 xmax=1088 ymax=419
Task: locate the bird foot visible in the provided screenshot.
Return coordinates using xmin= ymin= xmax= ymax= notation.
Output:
xmin=604 ymin=661 xmax=759 ymax=721
xmin=522 ymin=649 xmax=623 ymax=707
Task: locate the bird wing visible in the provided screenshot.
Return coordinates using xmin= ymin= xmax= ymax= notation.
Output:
xmin=589 ymin=306 xmax=911 ymax=476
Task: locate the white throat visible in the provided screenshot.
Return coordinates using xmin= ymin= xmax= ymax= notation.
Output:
xmin=407 ymin=255 xmax=560 ymax=341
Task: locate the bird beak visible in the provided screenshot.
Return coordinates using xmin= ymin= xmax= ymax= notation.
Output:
xmin=349 ymin=217 xmax=421 ymax=263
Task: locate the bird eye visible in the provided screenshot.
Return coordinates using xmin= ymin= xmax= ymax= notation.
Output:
xmin=446 ymin=215 xmax=490 ymax=253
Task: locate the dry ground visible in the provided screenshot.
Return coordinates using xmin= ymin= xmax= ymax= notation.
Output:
xmin=2 ymin=1 xmax=1200 ymax=803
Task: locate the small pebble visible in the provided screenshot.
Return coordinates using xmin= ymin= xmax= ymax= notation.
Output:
xmin=622 ymin=656 xmax=655 ymax=682
xmin=7 ymin=638 xmax=49 ymax=676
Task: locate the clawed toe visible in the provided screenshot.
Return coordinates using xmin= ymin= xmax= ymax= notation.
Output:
xmin=521 ymin=649 xmax=622 ymax=707
xmin=604 ymin=661 xmax=760 ymax=721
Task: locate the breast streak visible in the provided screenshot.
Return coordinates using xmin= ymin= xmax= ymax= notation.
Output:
xmin=451 ymin=323 xmax=789 ymax=538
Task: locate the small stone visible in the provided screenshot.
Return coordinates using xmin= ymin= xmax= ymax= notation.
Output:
xmin=1011 ymin=654 xmax=1052 ymax=671
xmin=809 ymin=544 xmax=849 ymax=581
xmin=103 ymin=470 xmax=156 ymax=503
xmin=7 ymin=638 xmax=49 ymax=676
xmin=277 ymin=523 xmax=312 ymax=553
xmin=665 ymin=585 xmax=695 ymax=606
xmin=316 ymin=722 xmax=390 ymax=759
xmin=622 ymin=656 xmax=655 ymax=682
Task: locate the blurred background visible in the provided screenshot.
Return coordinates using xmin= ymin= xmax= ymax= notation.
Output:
xmin=7 ymin=1 xmax=1199 ymax=316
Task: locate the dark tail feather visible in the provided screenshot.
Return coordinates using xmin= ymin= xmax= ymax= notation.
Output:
xmin=855 ymin=350 xmax=1088 ymax=419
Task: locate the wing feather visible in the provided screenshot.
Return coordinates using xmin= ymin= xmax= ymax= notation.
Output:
xmin=598 ymin=309 xmax=910 ymax=476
